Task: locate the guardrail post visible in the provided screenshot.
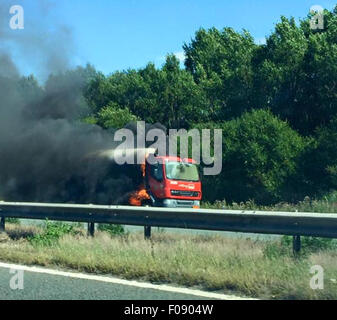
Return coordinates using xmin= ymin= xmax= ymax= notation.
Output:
xmin=0 ymin=217 xmax=5 ymax=232
xmin=144 ymin=226 xmax=151 ymax=239
xmin=293 ymin=235 xmax=301 ymax=255
xmin=88 ymin=222 xmax=95 ymax=237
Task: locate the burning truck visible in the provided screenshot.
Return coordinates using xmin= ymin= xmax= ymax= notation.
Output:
xmin=96 ymin=148 xmax=202 ymax=208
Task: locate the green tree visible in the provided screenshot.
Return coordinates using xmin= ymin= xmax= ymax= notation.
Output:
xmin=81 ymin=6 xmax=337 ymax=205
xmin=184 ymin=27 xmax=257 ymax=120
xmin=295 ymin=117 xmax=337 ymax=199
xmin=157 ymin=54 xmax=206 ymax=128
xmin=254 ymin=8 xmax=337 ymax=135
xmin=85 ymin=56 xmax=205 ymax=128
xmin=97 ymin=103 xmax=139 ymax=129
xmin=196 ymin=109 xmax=308 ymax=204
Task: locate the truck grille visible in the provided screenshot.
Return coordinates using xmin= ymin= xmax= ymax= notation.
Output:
xmin=176 ymin=200 xmax=195 ymax=207
xmin=171 ymin=190 xmax=199 ymax=197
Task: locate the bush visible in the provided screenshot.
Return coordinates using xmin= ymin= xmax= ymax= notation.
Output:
xmin=263 ymin=236 xmax=337 ymax=259
xmin=29 ymin=220 xmax=74 ymax=247
xmin=7 ymin=218 xmax=20 ymax=225
xmin=97 ymin=103 xmax=139 ymax=129
xmin=281 ymin=235 xmax=337 ymax=254
xmin=299 ymin=118 xmax=337 ymax=198
xmin=263 ymin=241 xmax=290 ymax=259
xmin=196 ymin=109 xmax=308 ymax=204
xmin=97 ymin=224 xmax=126 ymax=236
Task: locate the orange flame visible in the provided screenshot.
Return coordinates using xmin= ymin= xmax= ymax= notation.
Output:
xmin=141 ymin=163 xmax=146 ymax=177
xmin=129 ymin=162 xmax=150 ymax=206
xmin=129 ymin=184 xmax=150 ymax=206
xmin=128 ymin=152 xmax=153 ymax=206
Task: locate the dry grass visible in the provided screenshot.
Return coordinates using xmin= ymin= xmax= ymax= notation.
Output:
xmin=5 ymin=224 xmax=41 ymax=240
xmin=0 ymin=224 xmax=336 ymax=299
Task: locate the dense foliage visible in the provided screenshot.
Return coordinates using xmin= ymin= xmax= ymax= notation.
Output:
xmin=10 ymin=6 xmax=337 ymax=204
xmin=196 ymin=109 xmax=308 ymax=203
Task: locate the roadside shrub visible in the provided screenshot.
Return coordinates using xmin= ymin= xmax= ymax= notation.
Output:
xmin=202 ymin=199 xmax=260 ymax=210
xmin=281 ymin=236 xmax=337 ymax=254
xmin=29 ymin=220 xmax=74 ymax=247
xmin=263 ymin=236 xmax=337 ymax=259
xmin=97 ymin=224 xmax=126 ymax=236
xmin=202 ymin=193 xmax=337 ymax=215
xmin=263 ymin=241 xmax=290 ymax=259
xmin=7 ymin=218 xmax=20 ymax=225
xmin=97 ymin=103 xmax=139 ymax=129
xmin=196 ymin=109 xmax=308 ymax=204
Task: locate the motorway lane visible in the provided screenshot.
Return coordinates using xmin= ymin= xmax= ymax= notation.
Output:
xmin=0 ymin=264 xmax=225 ymax=300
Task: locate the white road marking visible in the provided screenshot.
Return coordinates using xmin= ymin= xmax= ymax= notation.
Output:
xmin=0 ymin=261 xmax=256 ymax=300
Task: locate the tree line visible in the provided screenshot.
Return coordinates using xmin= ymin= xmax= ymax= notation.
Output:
xmin=10 ymin=6 xmax=337 ymax=204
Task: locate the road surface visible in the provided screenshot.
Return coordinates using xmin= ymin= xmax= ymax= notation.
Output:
xmin=0 ymin=262 xmax=250 ymax=300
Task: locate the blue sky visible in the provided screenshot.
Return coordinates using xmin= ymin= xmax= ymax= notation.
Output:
xmin=5 ymin=0 xmax=337 ymax=76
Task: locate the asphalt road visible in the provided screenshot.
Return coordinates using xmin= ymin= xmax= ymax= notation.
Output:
xmin=0 ymin=264 xmax=230 ymax=300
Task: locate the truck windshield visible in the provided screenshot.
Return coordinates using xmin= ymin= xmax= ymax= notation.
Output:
xmin=165 ymin=161 xmax=199 ymax=182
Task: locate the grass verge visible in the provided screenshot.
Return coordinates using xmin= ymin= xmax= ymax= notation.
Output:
xmin=0 ymin=223 xmax=336 ymax=299
xmin=202 ymin=191 xmax=337 ymax=213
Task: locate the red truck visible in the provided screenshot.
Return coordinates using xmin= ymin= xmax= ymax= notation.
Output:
xmin=94 ymin=148 xmax=202 ymax=208
xmin=129 ymin=154 xmax=202 ymax=208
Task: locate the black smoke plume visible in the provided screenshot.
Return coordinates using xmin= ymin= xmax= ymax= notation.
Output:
xmin=0 ymin=1 xmax=143 ymax=204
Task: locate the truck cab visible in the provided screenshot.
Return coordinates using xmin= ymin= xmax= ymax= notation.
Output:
xmin=145 ymin=156 xmax=202 ymax=208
